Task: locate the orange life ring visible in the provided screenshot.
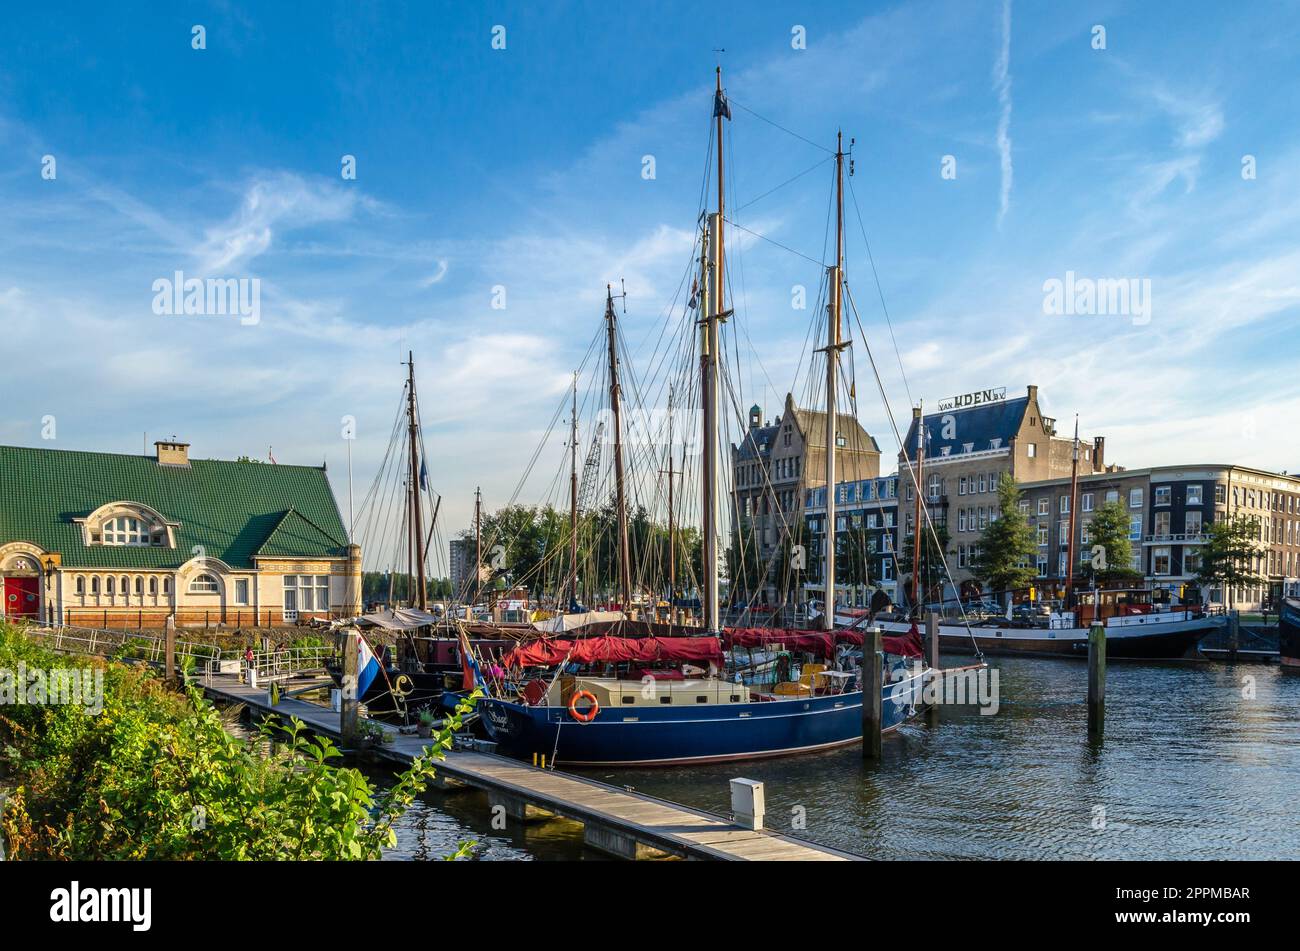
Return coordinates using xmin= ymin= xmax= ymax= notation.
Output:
xmin=568 ymin=690 xmax=599 ymax=723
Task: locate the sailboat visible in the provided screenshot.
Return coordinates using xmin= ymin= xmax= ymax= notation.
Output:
xmin=477 ymin=69 xmax=932 ymax=765
xmin=327 ymin=353 xmax=516 ymax=718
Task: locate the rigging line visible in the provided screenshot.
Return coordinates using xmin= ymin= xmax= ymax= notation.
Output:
xmin=847 ymin=175 xmax=915 ymax=410
xmin=843 ymin=281 xmax=981 ymax=656
xmin=726 ymin=96 xmax=835 ymax=155
xmin=733 ymin=155 xmax=835 ymax=215
xmin=723 ymin=217 xmax=825 ymax=268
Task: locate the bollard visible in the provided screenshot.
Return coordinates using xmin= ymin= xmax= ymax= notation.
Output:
xmin=341 ymin=629 xmax=359 ymax=747
xmin=863 ymin=628 xmax=883 ymax=759
xmin=730 ymin=778 xmax=765 ymax=830
xmin=1087 ymin=623 xmax=1105 ymax=736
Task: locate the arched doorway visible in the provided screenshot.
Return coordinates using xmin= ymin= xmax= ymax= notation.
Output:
xmin=2 ymin=553 xmax=42 ymax=620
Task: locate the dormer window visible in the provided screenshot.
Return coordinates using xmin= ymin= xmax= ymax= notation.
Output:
xmin=103 ymin=516 xmax=150 ymax=546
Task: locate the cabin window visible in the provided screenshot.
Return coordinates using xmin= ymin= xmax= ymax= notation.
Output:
xmin=659 ymin=696 xmax=672 ymax=704
xmin=696 ymin=696 xmax=708 ymax=703
xmin=730 ymin=694 xmax=741 ymax=703
xmin=622 ymin=696 xmax=635 ymax=705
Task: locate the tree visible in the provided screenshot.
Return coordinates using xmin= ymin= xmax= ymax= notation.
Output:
xmin=1078 ymin=500 xmax=1142 ymax=585
xmin=1196 ymin=514 xmax=1267 ymax=609
xmin=971 ymin=473 xmax=1037 ymax=600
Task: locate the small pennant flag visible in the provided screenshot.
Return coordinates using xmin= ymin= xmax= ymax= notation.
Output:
xmin=419 ymin=457 xmax=429 ymax=491
xmin=713 ymin=89 xmax=731 ymax=120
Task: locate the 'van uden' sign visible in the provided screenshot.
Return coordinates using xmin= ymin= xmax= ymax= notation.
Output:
xmin=937 ymin=387 xmax=1006 ymax=412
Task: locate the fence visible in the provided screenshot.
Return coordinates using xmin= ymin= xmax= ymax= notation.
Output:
xmin=16 ymin=622 xmax=335 ymax=681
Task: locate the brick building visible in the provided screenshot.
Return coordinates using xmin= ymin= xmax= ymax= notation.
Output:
xmin=0 ymin=441 xmax=361 ymax=629
xmin=730 ymin=392 xmax=881 ymax=602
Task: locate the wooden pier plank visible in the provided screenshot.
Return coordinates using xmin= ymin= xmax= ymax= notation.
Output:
xmin=202 ymin=675 xmax=857 ymax=862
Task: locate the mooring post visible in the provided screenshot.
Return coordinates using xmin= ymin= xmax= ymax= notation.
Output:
xmin=1228 ymin=609 xmax=1240 ymax=661
xmin=863 ymin=627 xmax=883 ymax=759
xmin=926 ymin=611 xmax=940 ymax=724
xmin=164 ymin=614 xmax=176 ymax=683
xmin=1087 ymin=623 xmax=1105 ymax=736
xmin=341 ymin=628 xmax=360 ymax=747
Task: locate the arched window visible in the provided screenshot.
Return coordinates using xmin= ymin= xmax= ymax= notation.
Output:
xmin=149 ymin=577 xmax=158 ymax=595
xmin=75 ymin=576 xmax=85 ymax=595
xmin=91 ymin=576 xmax=100 ymax=595
xmin=189 ymin=574 xmax=219 ymax=594
xmin=106 ymin=576 xmax=115 ymax=596
xmin=120 ymin=576 xmax=129 ymax=596
xmin=134 ymin=576 xmax=144 ymax=595
xmin=163 ymin=577 xmax=172 ymax=594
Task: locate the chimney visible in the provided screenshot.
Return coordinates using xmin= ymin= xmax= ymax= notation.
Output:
xmin=155 ymin=440 xmax=190 ymax=467
xmin=1027 ymin=384 xmax=1038 ymax=403
xmin=1092 ymin=436 xmax=1105 ymax=472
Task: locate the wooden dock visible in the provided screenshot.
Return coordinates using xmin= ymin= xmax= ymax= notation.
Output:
xmin=202 ymin=675 xmax=859 ymax=862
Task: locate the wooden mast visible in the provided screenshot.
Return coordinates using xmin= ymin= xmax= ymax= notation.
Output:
xmin=912 ymin=401 xmax=925 ymax=616
xmin=569 ymin=372 xmax=579 ymax=610
xmin=473 ymin=486 xmax=482 ymax=606
xmin=822 ymin=131 xmax=845 ymax=632
xmin=1065 ymin=414 xmax=1080 ymax=610
xmin=606 ymin=286 xmax=632 ymax=608
xmin=666 ymin=385 xmax=676 ymax=623
xmin=701 ymin=66 xmax=727 ymax=632
xmin=406 ymin=352 xmax=427 ymax=610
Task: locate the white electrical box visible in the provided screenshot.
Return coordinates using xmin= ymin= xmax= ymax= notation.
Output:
xmin=730 ymin=778 xmax=765 ymax=830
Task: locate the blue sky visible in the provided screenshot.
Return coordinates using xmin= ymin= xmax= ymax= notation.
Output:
xmin=3 ymin=1 xmax=1299 ymax=570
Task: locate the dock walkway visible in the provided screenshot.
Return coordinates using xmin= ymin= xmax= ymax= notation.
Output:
xmin=203 ymin=675 xmax=858 ymax=862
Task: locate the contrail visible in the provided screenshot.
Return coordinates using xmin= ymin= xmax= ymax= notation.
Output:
xmin=994 ymin=0 xmax=1013 ymax=227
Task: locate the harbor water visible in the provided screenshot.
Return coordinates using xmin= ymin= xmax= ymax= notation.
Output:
xmin=378 ymin=655 xmax=1300 ymax=860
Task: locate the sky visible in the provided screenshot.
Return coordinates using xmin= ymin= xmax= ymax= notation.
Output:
xmin=3 ymin=1 xmax=1299 ymax=573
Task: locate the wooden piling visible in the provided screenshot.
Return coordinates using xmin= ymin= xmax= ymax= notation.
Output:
xmin=926 ymin=611 xmax=940 ymax=724
xmin=1087 ymin=623 xmax=1105 ymax=736
xmin=164 ymin=615 xmax=176 ymax=683
xmin=863 ymin=627 xmax=882 ymax=759
xmin=341 ymin=628 xmax=359 ymax=747
xmin=1228 ymin=610 xmax=1240 ymax=661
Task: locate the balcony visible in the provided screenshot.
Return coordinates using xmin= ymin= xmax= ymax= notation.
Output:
xmin=1142 ymin=532 xmax=1208 ymax=546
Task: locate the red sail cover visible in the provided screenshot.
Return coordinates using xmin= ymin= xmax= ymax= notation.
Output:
xmin=503 ymin=635 xmax=725 ymax=669
xmin=723 ymin=626 xmax=923 ymax=658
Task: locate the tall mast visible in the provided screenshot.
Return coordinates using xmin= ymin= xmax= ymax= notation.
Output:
xmin=474 ymin=486 xmax=482 ymax=606
xmin=606 ymin=287 xmax=632 ymax=608
xmin=912 ymin=401 xmax=925 ymax=616
xmin=822 ymin=131 xmax=845 ymax=632
xmin=569 ymin=372 xmax=579 ymax=609
xmin=701 ymin=66 xmax=728 ymax=632
xmin=1065 ymin=414 xmax=1080 ymax=610
xmin=666 ymin=385 xmax=676 ymax=622
xmin=406 ymin=352 xmax=428 ymax=610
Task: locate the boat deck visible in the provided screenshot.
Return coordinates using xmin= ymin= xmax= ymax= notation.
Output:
xmin=202 ymin=674 xmax=859 ymax=862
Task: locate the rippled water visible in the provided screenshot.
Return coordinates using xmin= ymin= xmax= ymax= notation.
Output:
xmin=574 ymin=656 xmax=1300 ymax=860
xmin=329 ymin=656 xmax=1300 ymax=860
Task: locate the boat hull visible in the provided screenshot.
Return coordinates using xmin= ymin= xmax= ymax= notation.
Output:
xmin=1281 ymin=599 xmax=1300 ymax=672
xmin=876 ymin=615 xmax=1222 ymax=660
xmin=479 ymin=673 xmax=925 ymax=766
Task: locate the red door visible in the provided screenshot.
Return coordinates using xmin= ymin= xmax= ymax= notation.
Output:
xmin=3 ymin=576 xmax=39 ymax=619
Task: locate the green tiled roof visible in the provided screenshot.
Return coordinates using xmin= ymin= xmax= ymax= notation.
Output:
xmin=0 ymin=445 xmax=349 ymax=569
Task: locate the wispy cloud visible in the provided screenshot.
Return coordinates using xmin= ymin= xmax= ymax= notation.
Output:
xmin=420 ymin=260 xmax=449 ymax=287
xmin=993 ymin=0 xmax=1013 ymax=227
